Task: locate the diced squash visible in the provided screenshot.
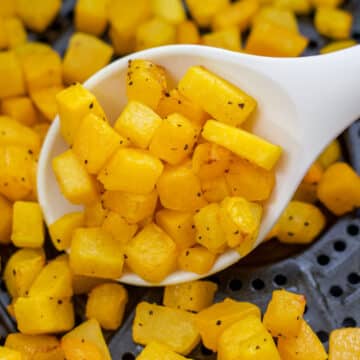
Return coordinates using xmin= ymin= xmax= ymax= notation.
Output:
xmin=201 ymin=176 xmax=230 ymax=203
xmin=11 ymin=201 xmax=44 ymax=248
xmin=62 ymin=338 xmax=103 ymax=360
xmin=114 ymin=100 xmax=162 ymax=149
xmin=277 ymin=319 xmax=328 ymax=360
xmin=98 ymin=148 xmax=163 ymax=193
xmin=52 ymin=149 xmax=99 ymax=205
xmin=0 ymin=18 xmax=8 ymax=50
xmin=62 ymin=319 xmax=111 ymax=360
xmin=293 ymin=181 xmax=318 ymax=203
xmin=186 ymin=0 xmax=230 ymax=27
xmin=179 ymin=66 xmax=256 ymax=127
xmin=32 ymin=123 xmax=50 ymax=144
xmin=157 ymin=164 xmax=207 ymax=211
xmin=0 ymin=194 xmax=12 ymax=244
xmin=195 ymin=298 xmax=261 ymax=351
xmin=3 ymin=17 xmax=27 ymax=49
xmin=75 ymin=0 xmax=108 ymax=36
xmin=56 ymin=83 xmax=107 ymax=145
xmin=0 ymin=51 xmax=25 ymax=98
xmin=4 ymin=248 xmax=45 ymax=298
xmin=137 ymin=342 xmax=190 ymax=360
xmin=0 ymin=346 xmax=22 ymax=360
xmin=176 ymin=21 xmax=200 ymax=44
xmin=315 ymin=8 xmax=352 ymax=40
xmin=163 ymin=280 xmax=218 ymax=312
xmin=317 ymin=162 xmax=360 ymax=215
xmin=312 ymin=0 xmax=343 ymax=7
xmin=303 ymin=162 xmax=323 ymax=185
xmin=102 ymin=190 xmax=158 ymax=224
xmin=152 ymin=0 xmax=186 ymax=25
xmin=329 ymin=328 xmax=360 ymax=360
xmin=202 ymin=120 xmax=282 ymax=170
xmin=133 ymin=302 xmax=200 ymax=355
xmin=14 ymin=297 xmax=74 ymax=335
xmin=178 ymin=246 xmax=216 ymax=275
xmin=63 ymin=32 xmax=114 ymax=85
xmin=125 ymin=223 xmax=177 ymax=283
xmin=72 ymin=274 xmax=105 ymax=295
xmin=317 ymin=140 xmax=341 ymax=169
xmin=84 ymin=200 xmax=108 ymax=227
xmin=2 ymin=97 xmax=38 ymax=127
xmin=86 ymin=283 xmax=128 ymax=330
xmin=320 ymin=40 xmax=356 ymax=54
xmin=70 ymin=227 xmax=124 ymax=279
xmin=263 ymin=289 xmax=306 ymax=338
xmin=49 ymin=212 xmax=85 ymax=251
xmin=273 ymin=0 xmax=312 ymax=14
xmin=127 ymin=59 xmax=168 ymax=110
xmin=0 ymin=0 xmax=16 ymax=17
xmin=155 ymin=209 xmax=196 ymax=250
xmin=202 ymin=27 xmax=241 ymax=52
xmin=150 ymin=113 xmax=197 ymax=165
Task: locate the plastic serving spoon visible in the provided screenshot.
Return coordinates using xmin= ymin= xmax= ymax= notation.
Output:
xmin=38 ymin=45 xmax=360 ymax=286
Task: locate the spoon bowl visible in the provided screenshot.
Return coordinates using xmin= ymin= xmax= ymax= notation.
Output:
xmin=38 ymin=45 xmax=360 ymax=286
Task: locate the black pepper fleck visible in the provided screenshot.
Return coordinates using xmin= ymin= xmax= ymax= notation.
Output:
xmin=58 ymin=300 xmax=63 ymax=305
xmin=89 ymin=102 xmax=94 ymax=109
xmin=184 ymin=144 xmax=189 ymax=150
xmin=238 ymin=103 xmax=245 ymax=109
xmin=216 ymin=320 xmax=222 ymax=326
xmin=288 ymin=232 xmax=294 ymax=237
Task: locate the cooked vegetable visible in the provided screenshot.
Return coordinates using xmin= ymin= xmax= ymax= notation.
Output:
xmin=0 ymin=194 xmax=12 ymax=244
xmin=152 ymin=0 xmax=186 ymax=25
xmin=302 ymin=162 xmax=323 ymax=185
xmin=202 ymin=28 xmax=242 ymax=52
xmin=273 ymin=0 xmax=311 ymax=14
xmin=84 ymin=200 xmax=108 ymax=227
xmin=137 ymin=342 xmax=191 ymax=360
xmin=201 ymin=176 xmax=230 ymax=203
xmin=178 ymin=246 xmax=216 ymax=275
xmin=75 ymin=0 xmax=108 ymax=36
xmin=1 ymin=97 xmax=39 ymax=126
xmin=0 ymin=346 xmax=23 ymax=360
xmin=329 ymin=328 xmax=360 ymax=360
xmin=186 ymin=0 xmax=230 ymax=27
xmin=0 ymin=51 xmax=25 ymax=98
xmin=312 ymin=0 xmax=343 ymax=6
xmin=317 ymin=140 xmax=341 ymax=169
xmin=176 ymin=20 xmax=200 ymax=44
xmin=320 ymin=40 xmax=357 ymax=54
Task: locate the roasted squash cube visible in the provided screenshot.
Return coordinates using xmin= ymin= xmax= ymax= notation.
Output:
xmin=0 ymin=194 xmax=12 ymax=244
xmin=329 ymin=328 xmax=360 ymax=360
xmin=293 ymin=181 xmax=318 ymax=203
xmin=186 ymin=0 xmax=230 ymax=27
xmin=178 ymin=246 xmax=216 ymax=275
xmin=263 ymin=289 xmax=306 ymax=338
xmin=114 ymin=101 xmax=162 ymax=149
xmin=202 ymin=27 xmax=242 ymax=52
xmin=195 ymin=298 xmax=261 ymax=351
xmin=312 ymin=0 xmax=343 ymax=6
xmin=84 ymin=200 xmax=108 ymax=226
xmin=303 ymin=162 xmax=323 ymax=185
xmin=63 ymin=32 xmax=114 ymax=85
xmin=98 ymin=148 xmax=163 ymax=193
xmin=3 ymin=17 xmax=27 ymax=49
xmin=317 ymin=140 xmax=341 ymax=169
xmin=1 ymin=97 xmax=39 ymax=127
xmin=273 ymin=0 xmax=311 ymax=14
xmin=52 ymin=150 xmax=99 ymax=205
xmin=70 ymin=227 xmax=124 ymax=279
xmin=32 ymin=123 xmax=50 ymax=145
xmin=86 ymin=283 xmax=128 ymax=330
xmin=201 ymin=176 xmax=230 ymax=203
xmin=152 ymin=0 xmax=186 ymax=25
xmin=0 ymin=346 xmax=22 ymax=360
xmin=11 ymin=201 xmax=44 ymax=248
xmin=75 ymin=0 xmax=108 ymax=36
xmin=176 ymin=20 xmax=200 ymax=44
xmin=125 ymin=223 xmax=177 ymax=283
xmin=62 ymin=336 xmax=104 ymax=360
xmin=320 ymin=40 xmax=356 ymax=54
xmin=137 ymin=342 xmax=190 ymax=360
xmin=163 ymin=280 xmax=218 ymax=312
xmin=179 ymin=66 xmax=256 ymax=127
xmin=133 ymin=302 xmax=200 ymax=355
xmin=72 ymin=274 xmax=105 ymax=295
xmin=315 ymin=8 xmax=352 ymax=40
xmin=0 ymin=0 xmax=16 ymax=17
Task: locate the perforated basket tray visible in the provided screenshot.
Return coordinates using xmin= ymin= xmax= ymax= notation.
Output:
xmin=1 ymin=1 xmax=360 ymax=358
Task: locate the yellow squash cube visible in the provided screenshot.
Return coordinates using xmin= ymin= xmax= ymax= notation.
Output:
xmin=84 ymin=200 xmax=108 ymax=227
xmin=178 ymin=246 xmax=216 ymax=275
xmin=0 ymin=51 xmax=25 ymax=98
xmin=2 ymin=97 xmax=39 ymax=127
xmin=312 ymin=0 xmax=343 ymax=6
xmin=176 ymin=20 xmax=200 ymax=44
xmin=49 ymin=212 xmax=85 ymax=251
xmin=137 ymin=342 xmax=190 ymax=360
xmin=52 ymin=150 xmax=99 ymax=205
xmin=63 ymin=32 xmax=114 ymax=85
xmin=179 ymin=66 xmax=256 ymax=127
xmin=186 ymin=0 xmax=230 ymax=27
xmin=0 ymin=347 xmax=22 ymax=360
xmin=317 ymin=162 xmax=360 ymax=215
xmin=133 ymin=302 xmax=200 ymax=355
xmin=203 ymin=120 xmax=282 ymax=170
xmin=157 ymin=164 xmax=207 ymax=211
xmin=98 ymin=148 xmax=163 ymax=194
xmin=155 ymin=209 xmax=196 ymax=250
xmin=263 ymin=290 xmax=306 ymax=338
xmin=86 ymin=283 xmax=128 ymax=330
xmin=195 ymin=298 xmax=261 ymax=351
xmin=273 ymin=0 xmax=312 ymax=14
xmin=125 ymin=223 xmax=177 ymax=283
xmin=62 ymin=339 xmax=103 ymax=360
xmin=293 ymin=181 xmax=318 ymax=203
xmin=329 ymin=328 xmax=360 ymax=360
xmin=152 ymin=0 xmax=186 ymax=25
xmin=56 ymin=83 xmax=107 ymax=145
xmin=72 ymin=274 xmax=105 ymax=295
xmin=0 ymin=18 xmax=7 ymax=50
xmin=303 ymin=162 xmax=323 ymax=185
xmin=70 ymin=227 xmax=124 ymax=279
xmin=14 ymin=296 xmax=74 ymax=335
xmin=102 ymin=190 xmax=158 ymax=224
xmin=278 ymin=319 xmax=328 ymax=360
xmin=11 ymin=201 xmax=44 ymax=248
xmin=321 ymin=40 xmax=357 ymax=54
xmin=73 ymin=113 xmax=121 ymax=174
xmin=114 ymin=100 xmax=162 ymax=149
xmin=150 ymin=113 xmax=197 ymax=165
xmin=315 ymin=8 xmax=352 ymax=40
xmin=201 ymin=176 xmax=230 ymax=203
xmin=32 ymin=123 xmax=50 ymax=145
xmin=75 ymin=0 xmax=108 ymax=36
xmin=0 ymin=194 xmax=12 ymax=244
xmin=0 ymin=0 xmax=16 ymax=17
xmin=202 ymin=27 xmax=242 ymax=52
xmin=3 ymin=17 xmax=27 ymax=49
xmin=163 ymin=280 xmax=218 ymax=312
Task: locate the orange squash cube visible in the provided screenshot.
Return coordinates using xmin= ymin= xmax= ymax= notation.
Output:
xmin=201 ymin=176 xmax=231 ymax=203
xmin=303 ymin=162 xmax=324 ymax=185
xmin=0 ymin=51 xmax=25 ymax=98
xmin=75 ymin=0 xmax=108 ymax=36
xmin=329 ymin=328 xmax=360 ymax=360
xmin=202 ymin=27 xmax=241 ymax=52
xmin=0 ymin=195 xmax=12 ymax=244
xmin=1 ymin=97 xmax=38 ymax=127
xmin=84 ymin=200 xmax=108 ymax=227
xmin=178 ymin=246 xmax=216 ymax=275
xmin=137 ymin=342 xmax=189 ymax=360
xmin=152 ymin=0 xmax=186 ymax=25
xmin=176 ymin=21 xmax=200 ymax=44
xmin=317 ymin=140 xmax=341 ymax=169
xmin=186 ymin=0 xmax=230 ymax=27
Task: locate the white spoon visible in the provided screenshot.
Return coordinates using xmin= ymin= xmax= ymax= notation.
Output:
xmin=38 ymin=45 xmax=360 ymax=286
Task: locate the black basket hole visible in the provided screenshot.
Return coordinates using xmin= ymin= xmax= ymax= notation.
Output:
xmin=201 ymin=344 xmax=213 ymax=356
xmin=342 ymin=317 xmax=357 ymax=327
xmin=304 ymin=305 xmax=309 ymax=314
xmin=333 ymin=240 xmax=346 ymax=252
xmin=207 ymin=275 xmax=221 ymax=286
xmin=252 ymin=278 xmax=265 ymax=291
xmin=273 ymin=274 xmax=287 ymax=286
xmin=317 ymin=254 xmax=330 ymax=266
xmin=0 ymin=281 xmax=7 ymax=292
xmin=348 ymin=272 xmax=360 ymax=285
xmin=229 ymin=279 xmax=242 ymax=291
xmin=308 ymin=39 xmax=318 ymax=49
xmin=347 ymin=224 xmax=359 ymax=236
xmin=122 ymin=353 xmax=135 ymax=360
xmin=329 ymin=285 xmax=343 ymax=297
xmin=317 ymin=330 xmax=329 ymax=343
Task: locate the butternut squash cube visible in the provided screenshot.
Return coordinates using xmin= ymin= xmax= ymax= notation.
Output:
xmin=329 ymin=328 xmax=360 ymax=360
xmin=133 ymin=302 xmax=200 ymax=355
xmin=1 ymin=97 xmax=39 ymax=127
xmin=273 ymin=0 xmax=312 ymax=14
xmin=163 ymin=280 xmax=218 ymax=312
xmin=303 ymin=162 xmax=323 ymax=185
xmin=49 ymin=212 xmax=85 ymax=251
xmin=125 ymin=223 xmax=177 ymax=283
xmin=98 ymin=148 xmax=163 ymax=193
xmin=84 ymin=200 xmax=108 ymax=227
xmin=186 ymin=0 xmax=230 ymax=27
xmin=179 ymin=66 xmax=256 ymax=127
xmin=63 ymin=32 xmax=114 ymax=85
xmin=0 ymin=347 xmax=22 ymax=360
xmin=73 ymin=113 xmax=121 ymax=174
xmin=312 ymin=0 xmax=343 ymax=6
xmin=293 ymin=181 xmax=318 ymax=203
xmin=157 ymin=165 xmax=207 ymax=211
xmin=3 ymin=17 xmax=27 ymax=49
xmin=32 ymin=123 xmax=50 ymax=145
xmin=150 ymin=113 xmax=197 ymax=165
xmin=52 ymin=150 xmax=99 ymax=205
xmin=102 ymin=190 xmax=158 ymax=224
xmin=72 ymin=274 xmax=104 ymax=295
xmin=0 ymin=18 xmax=8 ymax=50
xmin=75 ymin=0 xmax=108 ymax=36
xmin=178 ymin=246 xmax=216 ymax=275
xmin=321 ymin=40 xmax=356 ymax=55
xmin=152 ymin=0 xmax=186 ymax=25
xmin=70 ymin=227 xmax=124 ymax=279
xmin=137 ymin=342 xmax=190 ymax=360
xmin=202 ymin=27 xmax=242 ymax=52
xmin=56 ymin=83 xmax=107 ymax=145
xmin=263 ymin=289 xmax=306 ymax=338
xmin=86 ymin=283 xmax=128 ymax=330
xmin=11 ymin=201 xmax=44 ymax=248
xmin=195 ymin=298 xmax=261 ymax=351
xmin=14 ymin=296 xmax=74 ymax=335
xmin=155 ymin=209 xmax=196 ymax=250
xmin=201 ymin=176 xmax=230 ymax=203
xmin=0 ymin=0 xmax=16 ymax=17
xmin=0 ymin=194 xmax=12 ymax=244
xmin=62 ymin=336 xmax=104 ymax=360
xmin=278 ymin=319 xmax=328 ymax=360
xmin=318 ymin=162 xmax=360 ymax=215
xmin=176 ymin=20 xmax=200 ymax=44
xmin=114 ymin=101 xmax=162 ymax=149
